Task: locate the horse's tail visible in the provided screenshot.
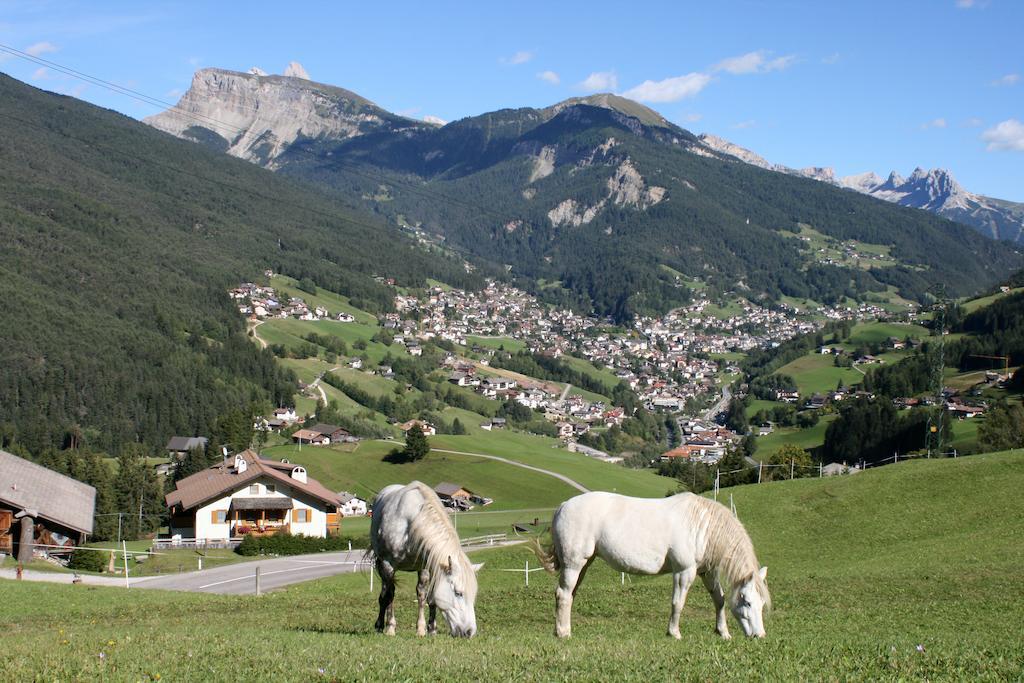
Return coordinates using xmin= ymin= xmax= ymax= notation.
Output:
xmin=528 ymin=536 xmax=560 ymax=574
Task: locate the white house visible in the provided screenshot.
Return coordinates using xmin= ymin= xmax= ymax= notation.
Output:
xmin=337 ymin=491 xmax=368 ymax=517
xmin=165 ymin=451 xmax=343 ymax=542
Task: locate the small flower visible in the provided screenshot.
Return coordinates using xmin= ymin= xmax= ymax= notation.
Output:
xmin=107 ymin=640 xmax=115 ymax=646
xmin=916 ymin=644 xmax=925 ymax=653
xmin=317 ymin=668 xmax=326 ymax=676
xmin=97 ymin=652 xmax=106 ymax=661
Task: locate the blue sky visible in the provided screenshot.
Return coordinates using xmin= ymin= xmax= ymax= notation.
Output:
xmin=1 ymin=0 xmax=1021 ymax=199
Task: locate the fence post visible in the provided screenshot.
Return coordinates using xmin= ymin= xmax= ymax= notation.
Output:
xmin=370 ymin=565 xmax=374 ymax=593
xmin=757 ymin=461 xmax=762 ymax=484
xmin=790 ymin=458 xmax=795 ymax=480
xmin=621 ymin=572 xmax=625 ymax=586
xmin=122 ymin=540 xmax=130 ymax=590
xmin=819 ymin=462 xmax=823 ymax=478
xmin=198 ymin=557 xmax=203 ymax=571
xmin=255 ymin=565 xmax=262 ymax=596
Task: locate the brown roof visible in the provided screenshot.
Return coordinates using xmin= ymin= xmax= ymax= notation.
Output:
xmin=0 ymin=449 xmax=96 ymax=534
xmin=165 ymin=450 xmax=341 ymax=511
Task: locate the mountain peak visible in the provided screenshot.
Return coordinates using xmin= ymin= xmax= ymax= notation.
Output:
xmin=547 ymin=93 xmax=670 ymax=128
xmin=283 ymin=61 xmax=311 ymax=80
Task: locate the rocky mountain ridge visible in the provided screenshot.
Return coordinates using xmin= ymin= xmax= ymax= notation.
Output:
xmin=697 ymin=134 xmax=1024 ymax=244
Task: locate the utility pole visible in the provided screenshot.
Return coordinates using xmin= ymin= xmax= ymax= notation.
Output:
xmin=925 ymin=286 xmax=949 ymax=458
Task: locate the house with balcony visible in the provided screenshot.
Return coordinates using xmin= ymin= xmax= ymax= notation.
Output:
xmin=165 ymin=450 xmax=343 ymax=544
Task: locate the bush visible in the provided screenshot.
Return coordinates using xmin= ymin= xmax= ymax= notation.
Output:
xmin=68 ymin=547 xmax=109 ymax=573
xmin=235 ymin=532 xmax=370 ymax=556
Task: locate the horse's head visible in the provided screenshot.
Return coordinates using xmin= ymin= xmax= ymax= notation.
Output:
xmin=431 ymin=556 xmax=481 ymax=637
xmin=731 ymin=566 xmax=769 ymax=638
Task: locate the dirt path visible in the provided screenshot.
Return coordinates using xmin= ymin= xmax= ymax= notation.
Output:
xmin=431 ymin=448 xmax=589 ymax=493
xmin=249 ymin=319 xmax=267 ymax=349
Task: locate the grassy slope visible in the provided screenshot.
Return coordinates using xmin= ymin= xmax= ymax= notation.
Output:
xmin=775 ymin=353 xmax=864 ymax=395
xmin=268 ymin=431 xmax=676 ymax=502
xmin=3 ymin=451 xmax=1021 ymax=680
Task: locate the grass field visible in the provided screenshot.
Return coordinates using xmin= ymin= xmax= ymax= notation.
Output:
xmin=774 ymin=354 xmax=864 ymax=396
xmin=754 ymin=415 xmax=836 ymax=456
xmin=961 ymin=286 xmax=1024 ymax=314
xmin=4 ymin=451 xmax=1021 ymax=680
xmin=269 ymin=431 xmax=677 ymax=505
xmin=846 ymin=321 xmax=930 ymax=345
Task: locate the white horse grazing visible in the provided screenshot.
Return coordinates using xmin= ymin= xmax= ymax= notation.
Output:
xmin=370 ymin=481 xmax=480 ymax=637
xmin=534 ymin=491 xmax=770 ymax=639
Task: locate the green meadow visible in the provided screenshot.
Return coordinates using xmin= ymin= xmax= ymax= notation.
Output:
xmin=3 ymin=452 xmax=1021 ymax=680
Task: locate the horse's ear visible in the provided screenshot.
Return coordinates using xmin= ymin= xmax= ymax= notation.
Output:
xmin=759 ymin=566 xmax=768 ymax=581
xmin=471 ymin=562 xmax=485 ymax=573
xmin=444 ymin=555 xmax=454 ymax=575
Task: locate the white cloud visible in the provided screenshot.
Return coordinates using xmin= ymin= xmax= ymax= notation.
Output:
xmin=621 ymin=72 xmax=712 ymax=103
xmin=956 ymin=0 xmax=980 ymax=7
xmin=683 ymin=113 xmax=703 ymax=123
xmin=981 ymin=119 xmax=1024 ymax=152
xmin=714 ymin=50 xmax=796 ymax=75
xmin=537 ymin=70 xmax=560 ymax=85
xmin=165 ymin=88 xmax=184 ymax=99
xmin=31 ymin=67 xmax=49 ymax=80
xmin=423 ymin=115 xmax=447 ymax=126
xmin=500 ymin=50 xmax=534 ymax=66
xmin=964 ymin=117 xmax=984 ymax=127
xmin=822 ymin=52 xmax=841 ymax=65
xmin=733 ymin=120 xmax=757 ymax=129
xmin=187 ymin=56 xmax=202 ymax=67
xmin=579 ymin=71 xmax=618 ymax=92
xmin=921 ymin=118 xmax=947 ymax=129
xmin=991 ymin=73 xmax=1020 ymax=86
xmin=25 ymin=41 xmax=59 ymax=57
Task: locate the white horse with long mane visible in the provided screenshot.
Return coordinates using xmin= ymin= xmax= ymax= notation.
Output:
xmin=370 ymin=481 xmax=480 ymax=637
xmin=534 ymin=491 xmax=770 ymax=639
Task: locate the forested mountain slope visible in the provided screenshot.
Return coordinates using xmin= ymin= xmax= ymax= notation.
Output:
xmin=0 ymin=74 xmax=478 ymax=454
xmin=149 ymin=72 xmax=1023 ymax=321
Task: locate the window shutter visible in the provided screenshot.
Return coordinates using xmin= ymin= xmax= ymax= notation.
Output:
xmin=211 ymin=510 xmax=219 ymax=524
xmin=291 ymin=509 xmax=299 ymax=523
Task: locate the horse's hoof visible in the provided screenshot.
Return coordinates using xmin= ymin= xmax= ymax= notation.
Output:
xmin=718 ymin=631 xmax=732 ymax=640
xmin=668 ymin=631 xmax=682 ymax=640
xmin=385 ymin=626 xmax=396 ymax=636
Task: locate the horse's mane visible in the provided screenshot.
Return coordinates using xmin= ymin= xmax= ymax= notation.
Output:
xmin=407 ymin=482 xmax=476 ymax=594
xmin=686 ymin=495 xmax=771 ymax=609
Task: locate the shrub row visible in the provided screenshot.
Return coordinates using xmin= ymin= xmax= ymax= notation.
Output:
xmin=235 ymin=532 xmax=370 ymax=556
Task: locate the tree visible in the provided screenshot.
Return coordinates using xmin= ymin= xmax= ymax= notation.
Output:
xmin=401 ymin=424 xmax=430 ymax=462
xmin=451 ymin=418 xmax=466 ymax=435
xmin=978 ymin=401 xmax=1024 ymax=451
xmin=768 ymin=444 xmax=814 ymax=480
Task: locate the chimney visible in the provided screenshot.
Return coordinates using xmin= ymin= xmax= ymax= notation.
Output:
xmin=291 ymin=466 xmax=307 ymax=483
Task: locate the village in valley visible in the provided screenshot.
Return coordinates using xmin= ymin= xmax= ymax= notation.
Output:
xmin=227 ymin=271 xmax=937 ymax=472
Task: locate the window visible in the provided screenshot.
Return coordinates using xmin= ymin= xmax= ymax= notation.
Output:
xmin=248 ymin=484 xmax=260 ymax=494
xmin=292 ymin=509 xmax=311 ymax=524
xmin=265 ymin=484 xmax=276 ymax=494
xmin=211 ymin=510 xmax=228 ymax=524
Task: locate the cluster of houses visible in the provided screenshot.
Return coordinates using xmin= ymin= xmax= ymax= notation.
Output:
xmin=660 ymin=420 xmax=742 ymax=464
xmin=389 ymin=278 xmax=899 ymax=425
xmin=445 ymin=361 xmax=624 ymax=434
xmin=230 ymin=280 xmax=355 ymax=323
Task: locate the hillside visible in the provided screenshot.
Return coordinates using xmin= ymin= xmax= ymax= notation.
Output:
xmin=2 ymin=451 xmax=1020 ymax=679
xmin=0 ymin=74 xmax=479 ymax=454
xmin=149 ymin=72 xmax=1024 ymax=321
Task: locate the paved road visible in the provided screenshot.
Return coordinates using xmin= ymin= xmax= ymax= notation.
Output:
xmin=0 ymin=568 xmax=128 ymax=588
xmin=702 ymin=385 xmax=732 ymax=422
xmin=133 ymin=550 xmax=370 ymax=595
xmin=559 ymin=383 xmax=572 ymax=401
xmin=431 ymin=448 xmax=589 ymax=493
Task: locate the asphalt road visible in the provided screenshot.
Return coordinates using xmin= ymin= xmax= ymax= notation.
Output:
xmin=133 ymin=550 xmax=371 ymax=595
